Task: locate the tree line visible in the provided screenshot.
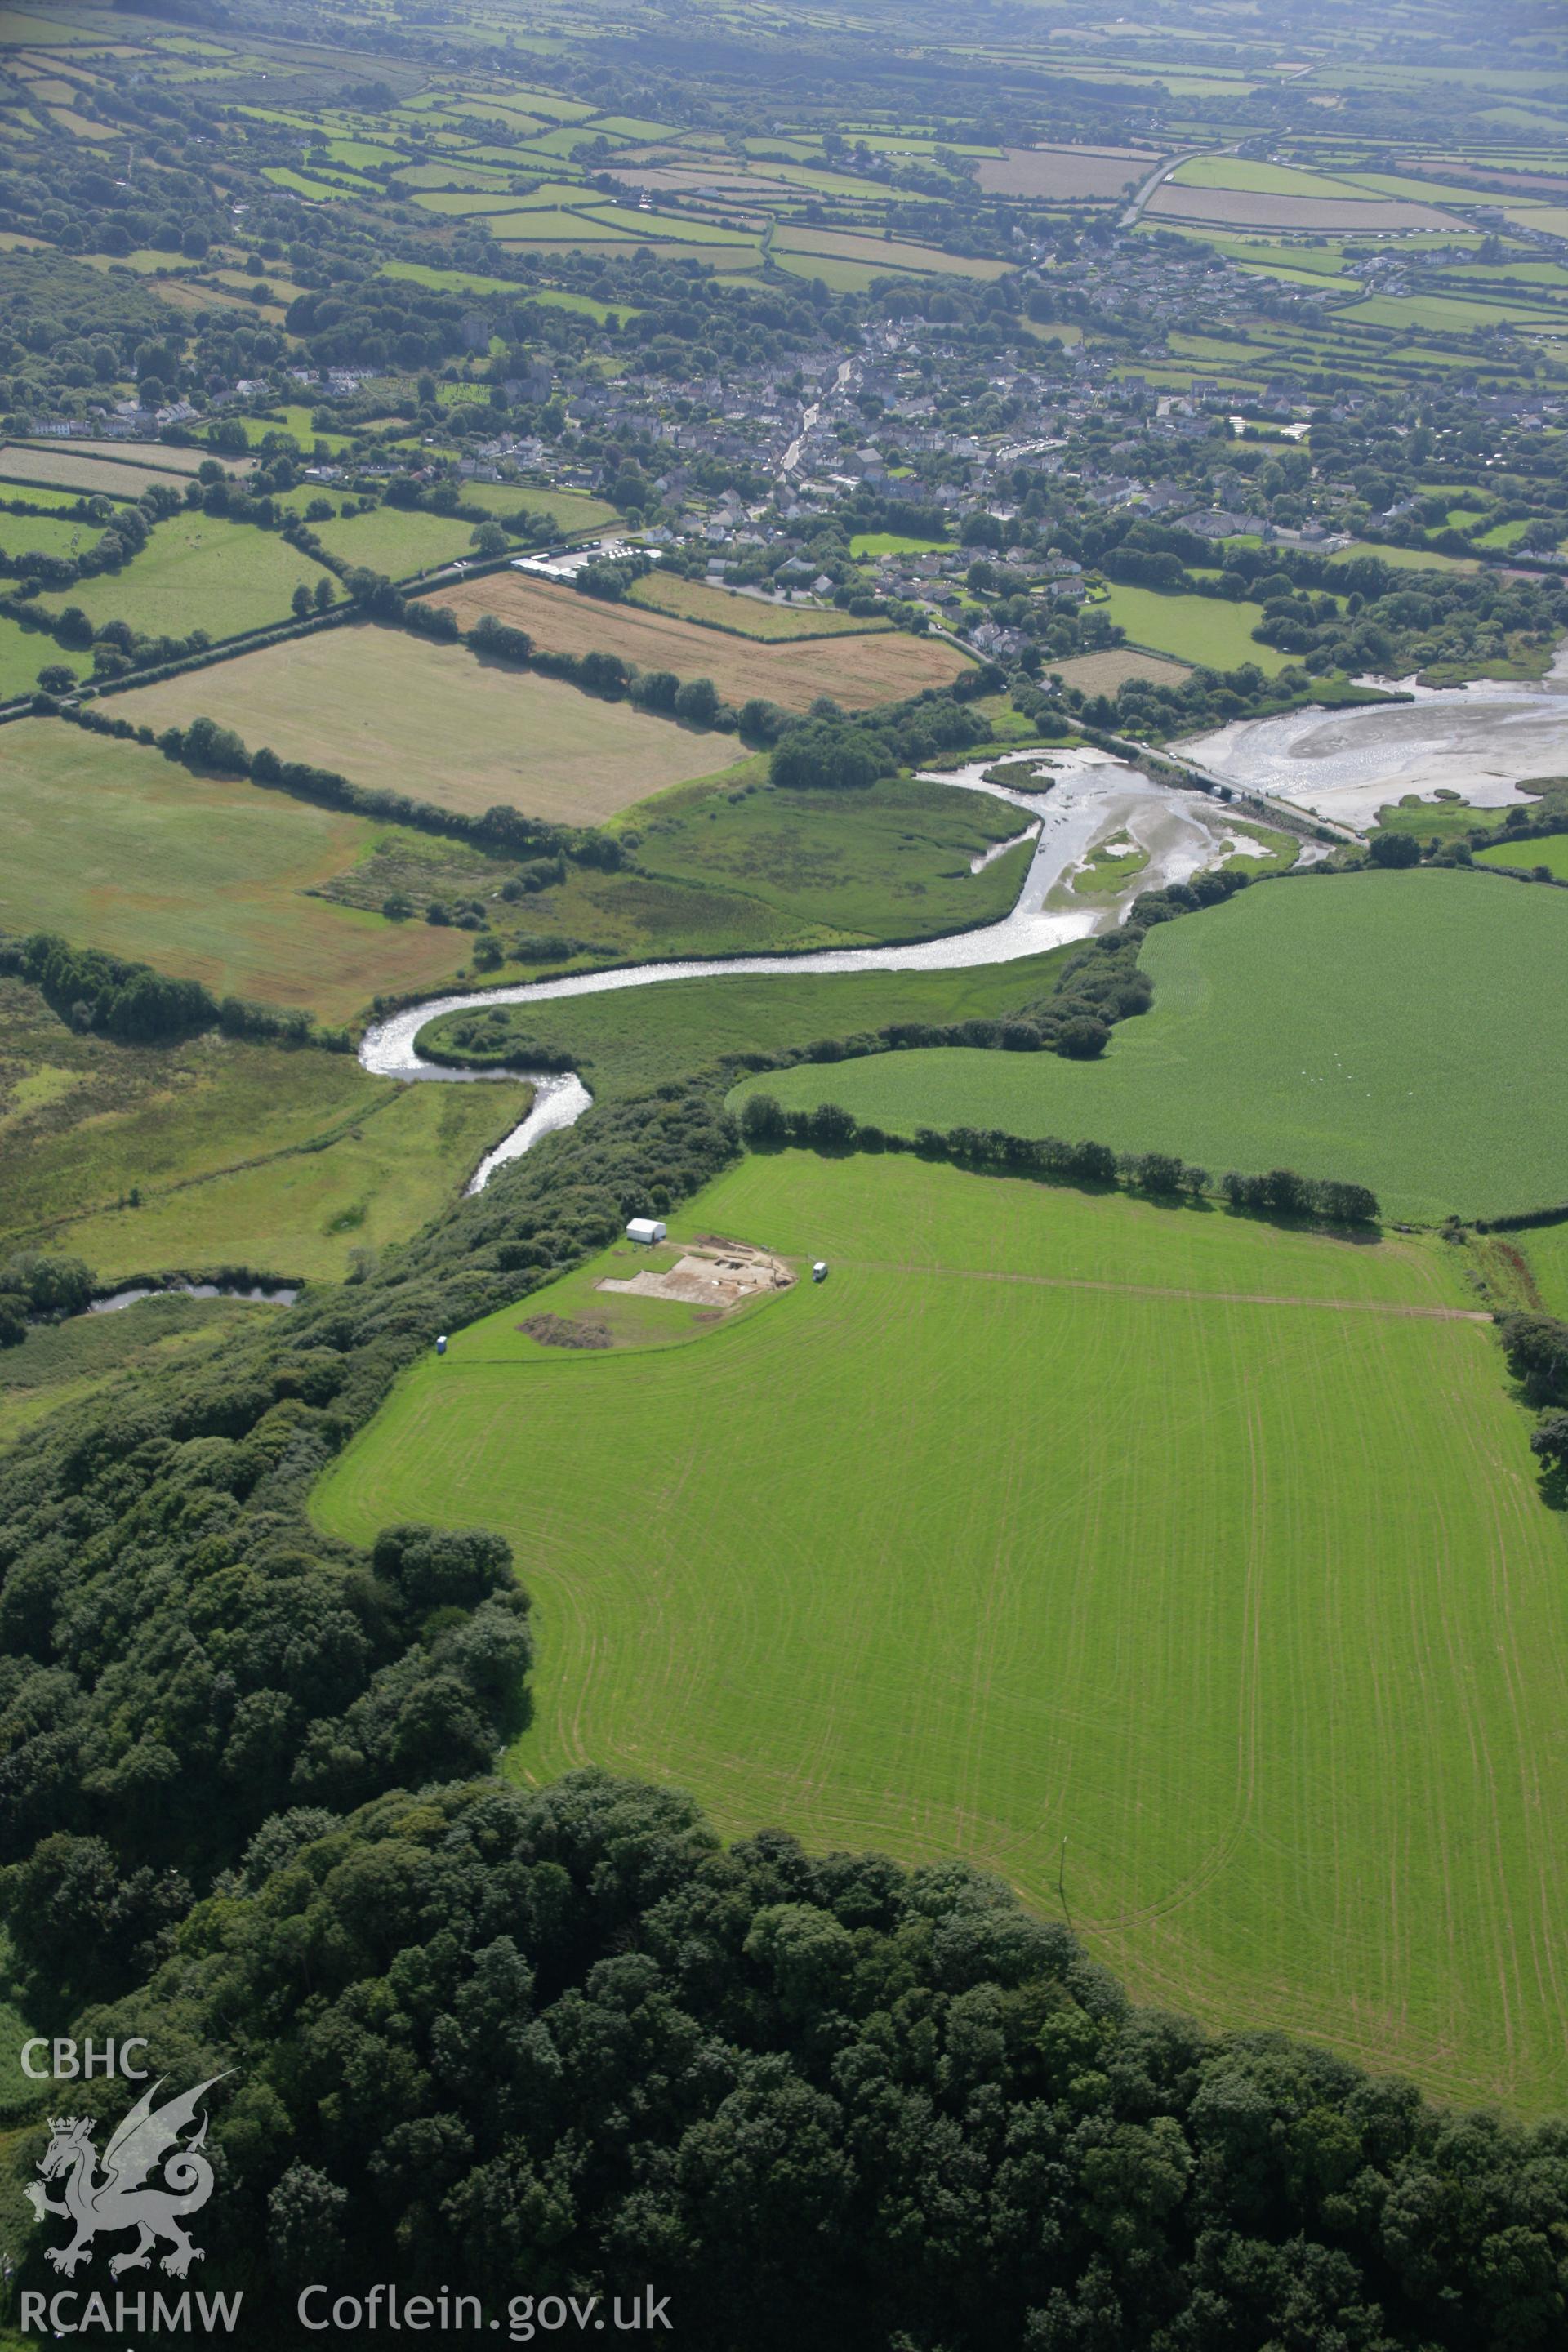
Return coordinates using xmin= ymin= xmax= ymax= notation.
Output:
xmin=0 ymin=930 xmax=343 ymax=1053
xmin=737 ymin=1092 xmax=1379 ymax=1228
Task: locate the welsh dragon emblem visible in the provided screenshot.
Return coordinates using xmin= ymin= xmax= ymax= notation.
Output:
xmin=26 ymin=2075 xmax=229 ymax=2278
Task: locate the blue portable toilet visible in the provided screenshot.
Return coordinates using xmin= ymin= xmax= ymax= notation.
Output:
xmin=436 ymin=1334 xmax=448 ymax=1356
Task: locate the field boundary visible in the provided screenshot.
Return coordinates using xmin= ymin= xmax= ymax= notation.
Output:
xmin=834 ymin=1254 xmax=1490 ymax=1321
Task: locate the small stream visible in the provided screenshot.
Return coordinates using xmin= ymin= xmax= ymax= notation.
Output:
xmin=359 ymin=747 xmax=1261 ymax=1190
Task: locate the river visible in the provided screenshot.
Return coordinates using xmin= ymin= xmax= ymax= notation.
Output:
xmin=359 ymin=746 xmax=1274 ymax=1189
xmin=1184 ymin=653 xmax=1568 ymax=830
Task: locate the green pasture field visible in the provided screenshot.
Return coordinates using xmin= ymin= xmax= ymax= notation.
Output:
xmin=1171 ymin=155 xmax=1380 ymax=201
xmin=1477 ymin=835 xmax=1568 ymax=877
xmin=0 ymin=479 xmax=100 ymax=512
xmin=234 ymin=406 xmax=359 ymax=454
xmin=1339 ymin=290 xmax=1566 ymax=333
xmin=0 ymin=969 xmax=525 ymax=1282
xmin=735 ymin=871 xmax=1568 ymax=1224
xmin=0 ymin=721 xmax=483 ymax=1022
xmin=308 ymin=502 xmax=504 ymax=579
xmin=313 ymin=1145 xmax=1568 ymax=2115
xmin=1370 ymin=791 xmax=1502 ymax=844
xmin=448 ymin=480 xmax=617 ymax=532
xmin=32 ymin=514 xmax=332 ymax=641
xmin=851 ymin=531 xmax=949 ymax=557
xmin=1328 ymin=539 xmax=1479 ymax=574
xmin=262 ymin=167 xmax=351 ymax=201
xmin=487 ymin=207 xmax=631 ymax=240
xmin=0 ymin=612 xmax=53 ymax=700
xmin=115 ymin=622 xmax=752 ymax=828
xmin=628 ymin=571 xmax=890 ymax=639
xmin=413 ymin=948 xmax=1073 ymax=1104
xmin=1521 ymin=1222 xmax=1568 ymax=1318
xmin=0 ymin=507 xmax=97 ymax=559
xmin=1099 ymin=583 xmax=1291 ymax=675
xmin=772 ymin=253 xmax=891 ymax=296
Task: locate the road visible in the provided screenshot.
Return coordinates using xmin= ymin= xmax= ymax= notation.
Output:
xmin=1120 ymin=146 xmax=1223 ymax=229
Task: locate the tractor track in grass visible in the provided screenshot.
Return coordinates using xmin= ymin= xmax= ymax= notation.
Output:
xmin=824 ymin=1256 xmax=1492 ymax=1321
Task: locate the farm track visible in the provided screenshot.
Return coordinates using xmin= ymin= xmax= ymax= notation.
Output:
xmin=822 ymin=1255 xmax=1492 ymax=1321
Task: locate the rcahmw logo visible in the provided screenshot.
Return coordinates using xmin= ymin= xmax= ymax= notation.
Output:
xmin=19 ymin=2043 xmax=243 ymax=2336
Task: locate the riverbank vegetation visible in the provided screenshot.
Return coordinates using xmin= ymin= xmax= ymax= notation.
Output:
xmin=0 ymin=972 xmax=528 ymax=1286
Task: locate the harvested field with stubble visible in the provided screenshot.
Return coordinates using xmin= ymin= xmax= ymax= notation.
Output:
xmin=114 ymin=623 xmax=750 ymax=826
xmin=9 ymin=436 xmax=247 ymax=478
xmin=771 ymin=226 xmax=1013 ymax=279
xmin=0 ymin=443 xmax=195 ymax=498
xmin=314 ymin=1146 xmax=1568 ymax=2117
xmin=975 ymin=142 xmax=1159 ymax=198
xmin=1049 ymin=646 xmax=1192 ymax=693
xmin=428 ymin=569 xmax=972 ymax=710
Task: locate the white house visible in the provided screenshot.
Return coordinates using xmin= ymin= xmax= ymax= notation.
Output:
xmin=626 ymin=1218 xmax=666 ymax=1245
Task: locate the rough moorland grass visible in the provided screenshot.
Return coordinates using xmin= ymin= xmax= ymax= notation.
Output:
xmin=0 ymin=721 xmax=481 ymax=1020
xmin=0 ymin=973 xmax=528 ymax=1280
xmin=429 ymin=569 xmax=972 ymax=710
xmin=627 ymin=571 xmax=891 ymax=639
xmin=0 ymin=1294 xmax=266 ymax=1451
xmin=416 ymin=947 xmax=1074 ymax=1102
xmin=55 ymin=1078 xmax=528 ymax=1284
xmin=617 ymin=773 xmax=1032 ymax=949
xmin=1099 ymin=582 xmax=1292 ymax=675
xmin=313 ymin=1146 xmax=1568 ymax=2115
xmin=33 ymin=513 xmax=333 ymax=641
xmin=113 ymin=624 xmax=751 ymax=826
xmin=733 ymin=871 xmax=1568 ymax=1223
xmin=427 ymin=767 xmax=1036 ymax=967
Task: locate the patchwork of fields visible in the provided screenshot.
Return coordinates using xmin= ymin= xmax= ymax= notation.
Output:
xmin=429 ymin=569 xmax=973 ymax=709
xmin=8 ymin=0 xmax=1568 ymax=2207
xmin=735 ymin=871 xmax=1568 ymax=1223
xmin=0 ymin=721 xmax=480 ymax=1019
xmin=114 ymin=624 xmax=751 ymax=825
xmin=32 ymin=511 xmax=332 ymax=643
xmin=314 ymin=1147 xmax=1568 ymax=2115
